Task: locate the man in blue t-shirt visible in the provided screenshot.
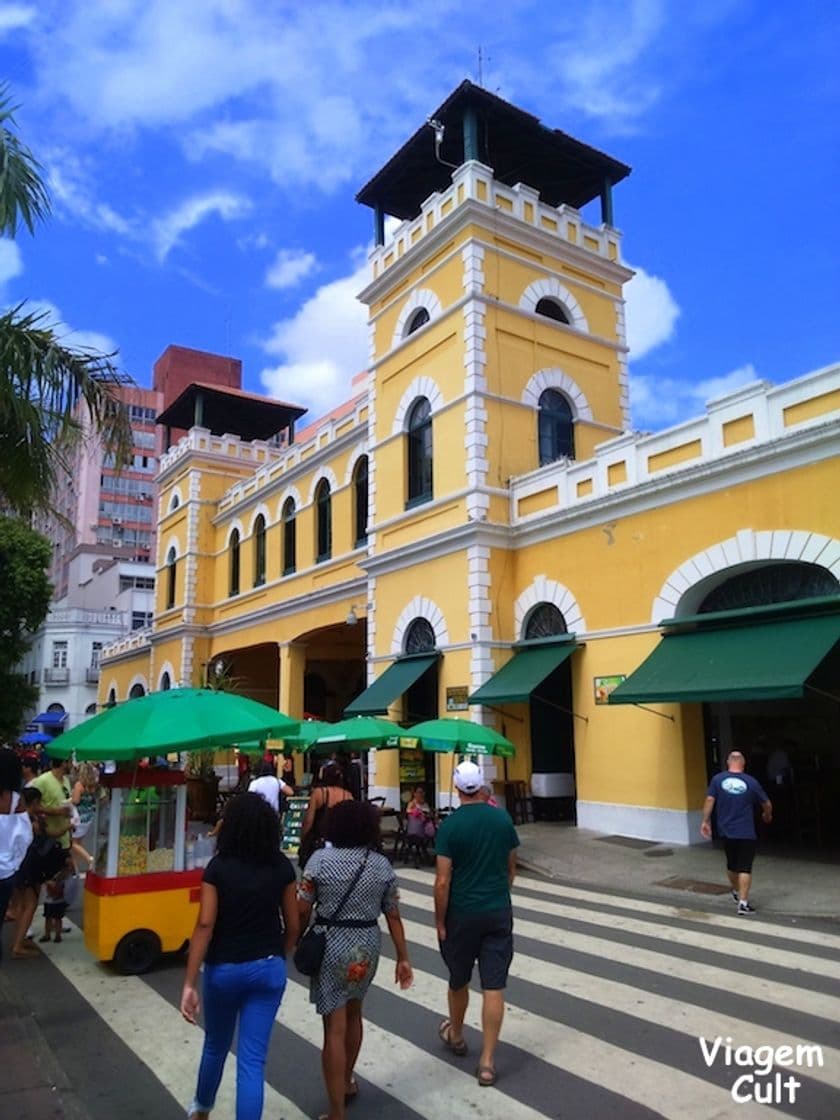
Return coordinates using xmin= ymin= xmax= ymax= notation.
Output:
xmin=701 ymin=751 xmax=772 ymax=916
xmin=433 ymin=760 xmax=519 ymax=1088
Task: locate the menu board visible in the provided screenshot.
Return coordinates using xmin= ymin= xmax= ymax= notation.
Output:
xmin=281 ymin=795 xmax=310 ymax=856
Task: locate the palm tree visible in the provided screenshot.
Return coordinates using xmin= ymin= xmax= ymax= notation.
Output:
xmin=0 ymin=84 xmax=133 ymax=517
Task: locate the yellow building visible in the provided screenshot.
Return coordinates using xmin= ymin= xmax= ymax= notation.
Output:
xmin=100 ymin=82 xmax=840 ymax=849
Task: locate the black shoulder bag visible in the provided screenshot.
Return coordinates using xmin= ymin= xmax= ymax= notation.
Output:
xmin=294 ymin=850 xmax=370 ymax=976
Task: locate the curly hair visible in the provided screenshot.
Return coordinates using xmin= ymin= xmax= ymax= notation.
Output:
xmin=324 ymin=798 xmax=381 ymax=850
xmin=215 ymin=793 xmax=280 ymax=864
xmin=73 ymin=762 xmax=100 ymax=788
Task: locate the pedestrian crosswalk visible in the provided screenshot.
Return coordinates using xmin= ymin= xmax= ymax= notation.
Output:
xmin=29 ymin=869 xmax=840 ymax=1119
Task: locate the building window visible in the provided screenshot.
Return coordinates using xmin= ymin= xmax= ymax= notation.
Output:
xmin=52 ymin=641 xmax=68 ymax=669
xmin=315 ymin=480 xmax=332 ymax=563
xmin=160 ymin=672 xmax=171 ymax=691
xmin=106 ymin=689 xmax=117 ymax=708
xmin=128 ymin=683 xmax=145 ymax=699
xmin=282 ymin=498 xmax=296 ymax=575
xmin=90 ymin=642 xmax=103 ymax=667
xmin=353 ymin=456 xmax=369 ymax=547
xmin=404 ymin=617 xmax=436 ymax=654
xmin=85 ymin=703 xmax=98 ymax=716
xmin=538 ymin=389 xmax=574 ymax=465
xmin=524 ymin=603 xmax=567 ymax=640
xmin=535 ymin=297 xmax=570 ymax=324
xmin=405 ymin=307 xmax=430 ymax=336
xmin=229 ymin=529 xmax=240 ymax=596
xmin=406 ymin=397 xmax=433 ymax=506
xmin=253 ymin=515 xmax=266 ymax=587
xmin=166 ymin=547 xmax=177 ymax=609
xmin=132 ymin=611 xmax=153 ymax=630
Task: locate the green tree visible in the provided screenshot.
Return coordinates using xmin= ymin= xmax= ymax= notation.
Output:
xmin=0 ymin=84 xmax=133 ymax=518
xmin=0 ymin=517 xmax=52 ymax=741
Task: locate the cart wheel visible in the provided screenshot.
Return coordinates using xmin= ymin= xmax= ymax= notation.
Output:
xmin=113 ymin=930 xmax=161 ymax=975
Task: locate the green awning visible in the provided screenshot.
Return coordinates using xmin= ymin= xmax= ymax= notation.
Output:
xmin=469 ymin=641 xmax=577 ymax=705
xmin=609 ymin=614 xmax=840 ymax=705
xmin=344 ymin=654 xmax=439 ymax=716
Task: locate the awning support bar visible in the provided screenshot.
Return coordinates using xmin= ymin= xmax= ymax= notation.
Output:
xmin=532 ymin=695 xmax=589 ymax=724
xmin=631 ymin=703 xmax=675 ymax=722
xmin=805 ymin=684 xmax=840 ymax=705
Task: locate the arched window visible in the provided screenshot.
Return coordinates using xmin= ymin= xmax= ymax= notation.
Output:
xmin=406 ymin=307 xmax=430 ymax=336
xmin=524 ymin=603 xmax=567 ymax=640
xmin=160 ymin=672 xmax=171 ymax=691
xmin=404 ymin=617 xmax=436 ymax=654
xmin=699 ymin=562 xmax=839 ymax=614
xmin=169 ymin=492 xmax=180 ymax=512
xmin=165 ymin=547 xmax=177 ymax=609
xmin=315 ymin=479 xmax=332 ymax=563
xmin=128 ymin=683 xmax=145 ymax=699
xmin=538 ymin=389 xmax=574 ymax=465
xmin=253 ymin=515 xmax=266 ymax=587
xmin=229 ymin=529 xmax=240 ymax=596
xmin=353 ymin=456 xmax=369 ymax=547
xmin=407 ymin=397 xmax=433 ymax=506
xmin=84 ymin=703 xmax=98 ymax=716
xmin=106 ymin=689 xmax=116 ymax=708
xmin=535 ymin=297 xmax=570 ymax=324
xmin=281 ymin=498 xmax=296 ymax=575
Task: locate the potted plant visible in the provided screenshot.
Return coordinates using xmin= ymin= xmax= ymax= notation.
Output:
xmin=185 ymin=749 xmax=220 ymax=822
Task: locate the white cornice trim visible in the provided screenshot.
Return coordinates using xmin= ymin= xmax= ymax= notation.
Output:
xmin=363 ymin=521 xmax=511 ymax=578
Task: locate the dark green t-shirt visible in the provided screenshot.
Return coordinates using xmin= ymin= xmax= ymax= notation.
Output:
xmin=435 ymin=802 xmax=519 ymax=913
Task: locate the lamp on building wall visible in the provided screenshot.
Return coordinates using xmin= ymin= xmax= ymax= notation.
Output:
xmin=345 ymin=605 xmax=360 ymax=626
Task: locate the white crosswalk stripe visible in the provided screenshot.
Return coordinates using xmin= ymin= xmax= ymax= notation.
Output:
xmin=31 ymin=868 xmax=840 ymax=1120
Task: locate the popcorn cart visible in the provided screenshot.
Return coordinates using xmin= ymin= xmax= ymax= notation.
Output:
xmin=84 ymin=766 xmax=204 ymax=974
xmin=49 ymin=687 xmax=299 ymax=974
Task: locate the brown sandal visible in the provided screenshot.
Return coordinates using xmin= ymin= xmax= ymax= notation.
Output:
xmin=438 ymin=1019 xmax=468 ymax=1056
xmin=477 ymin=1065 xmax=497 ymax=1087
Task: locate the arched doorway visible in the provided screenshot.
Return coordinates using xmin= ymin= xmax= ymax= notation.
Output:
xmin=700 ymin=562 xmax=840 ymax=850
xmin=525 ymin=604 xmax=576 ymax=820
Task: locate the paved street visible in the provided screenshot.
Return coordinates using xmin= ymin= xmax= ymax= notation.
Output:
xmin=3 ymin=868 xmax=840 ymax=1120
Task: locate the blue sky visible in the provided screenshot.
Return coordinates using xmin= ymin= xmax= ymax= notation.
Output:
xmin=0 ymin=0 xmax=837 ymax=430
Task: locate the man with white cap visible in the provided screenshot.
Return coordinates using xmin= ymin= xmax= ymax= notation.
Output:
xmin=433 ymin=759 xmax=520 ymax=1088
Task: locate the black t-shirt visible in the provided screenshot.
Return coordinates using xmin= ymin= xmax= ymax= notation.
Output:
xmin=203 ymin=851 xmax=296 ymax=964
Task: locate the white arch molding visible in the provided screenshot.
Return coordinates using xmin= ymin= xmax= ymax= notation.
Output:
xmin=226 ymin=518 xmax=245 ymax=546
xmin=653 ymin=529 xmax=840 ymax=623
xmin=519 ymin=278 xmax=589 ymax=333
xmin=392 ymin=288 xmax=443 ymax=348
xmin=157 ymin=661 xmax=176 ymax=691
xmin=163 ymin=534 xmax=180 ymax=562
xmin=307 ymin=466 xmax=339 ymax=504
xmin=521 ymin=369 xmax=593 ymax=421
xmin=391 ymin=597 xmax=450 ymax=655
xmin=248 ymin=504 xmax=270 ymax=535
xmin=514 ymin=576 xmax=586 ymax=638
xmin=391 ymin=377 xmax=446 ymax=435
xmin=344 ymin=444 xmax=369 ymax=485
xmin=104 ymin=680 xmax=119 ymax=704
xmin=127 ymin=672 xmax=149 ymax=697
xmin=277 ymin=486 xmax=302 ymax=519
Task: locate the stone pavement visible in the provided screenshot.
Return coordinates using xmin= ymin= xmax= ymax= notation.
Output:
xmin=514 ymin=820 xmax=840 ymax=921
xmin=2 ymin=822 xmax=838 ymax=1119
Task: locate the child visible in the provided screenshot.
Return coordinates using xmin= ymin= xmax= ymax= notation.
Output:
xmin=40 ymin=872 xmax=68 ymax=944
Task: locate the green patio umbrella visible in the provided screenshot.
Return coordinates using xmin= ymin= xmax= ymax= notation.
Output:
xmin=275 ymin=719 xmax=336 ymax=750
xmin=306 ymin=715 xmax=404 ymax=753
xmin=49 ymin=688 xmax=299 ymax=763
xmin=408 ymin=717 xmax=516 ymax=757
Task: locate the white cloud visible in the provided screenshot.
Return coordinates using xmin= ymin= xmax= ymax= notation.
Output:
xmin=0 ymin=4 xmax=35 ymax=34
xmin=260 ymin=258 xmax=369 ymax=413
xmin=630 ymin=363 xmax=761 ymax=429
xmin=265 ymin=249 xmax=318 ymax=290
xmin=623 ymin=262 xmax=680 ymax=360
xmin=0 ymin=238 xmax=23 ymax=287
xmin=47 ymin=153 xmax=135 ymax=237
xmin=152 ymin=192 xmax=252 ymax=262
xmin=24 ymin=298 xmax=119 ymax=357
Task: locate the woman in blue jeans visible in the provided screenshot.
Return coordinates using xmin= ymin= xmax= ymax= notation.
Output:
xmin=180 ymin=793 xmax=299 ymax=1120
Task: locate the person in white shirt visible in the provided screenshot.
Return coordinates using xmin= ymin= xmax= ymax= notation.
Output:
xmin=248 ymin=760 xmax=293 ymax=815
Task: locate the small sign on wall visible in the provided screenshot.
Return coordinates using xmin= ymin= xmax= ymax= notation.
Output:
xmin=446 ymin=686 xmax=470 ymax=711
xmin=594 ymin=675 xmax=626 ymax=704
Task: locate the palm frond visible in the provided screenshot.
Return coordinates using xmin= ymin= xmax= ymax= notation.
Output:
xmin=0 ymin=83 xmax=50 ymax=236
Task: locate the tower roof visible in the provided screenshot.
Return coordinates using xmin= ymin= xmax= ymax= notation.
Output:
xmin=156 ymin=382 xmax=306 ymax=441
xmin=356 ymin=80 xmax=630 ymax=221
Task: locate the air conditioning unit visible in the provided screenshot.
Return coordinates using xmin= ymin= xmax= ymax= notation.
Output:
xmin=112 ymin=538 xmax=123 ymax=547
xmin=112 ymin=516 xmax=123 ymax=526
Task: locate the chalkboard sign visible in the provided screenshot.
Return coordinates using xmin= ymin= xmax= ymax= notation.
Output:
xmin=281 ymin=795 xmax=310 ymax=856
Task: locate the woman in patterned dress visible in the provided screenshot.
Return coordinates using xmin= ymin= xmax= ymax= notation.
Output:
xmin=298 ymin=799 xmax=413 ymax=1120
